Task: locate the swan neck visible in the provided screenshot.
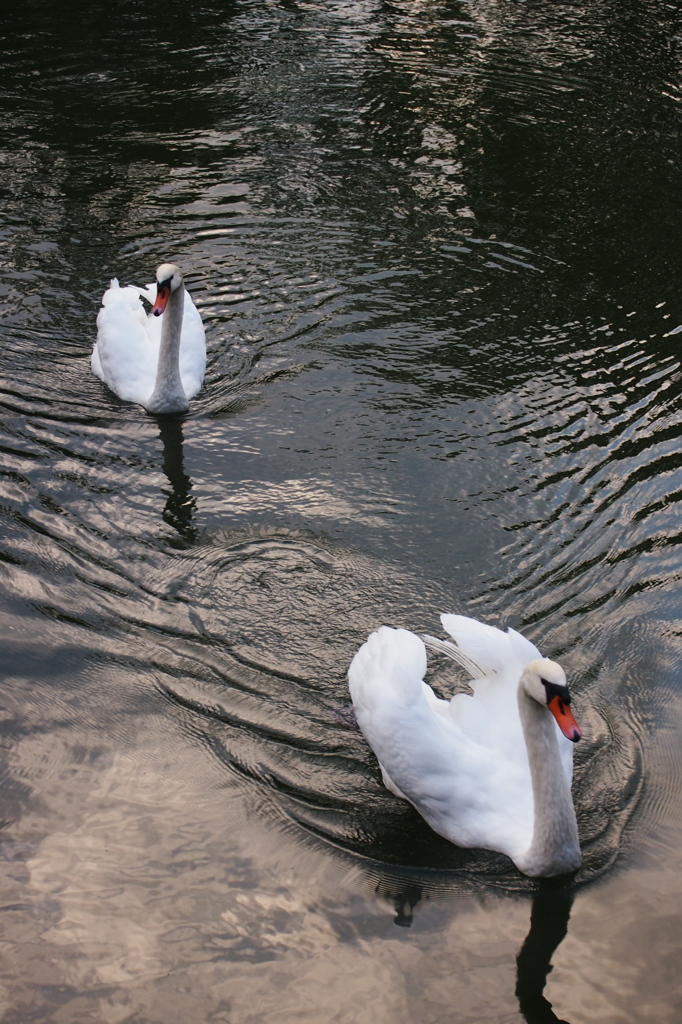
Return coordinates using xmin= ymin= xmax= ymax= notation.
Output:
xmin=517 ymin=683 xmax=581 ymax=877
xmin=147 ymin=283 xmax=188 ymax=414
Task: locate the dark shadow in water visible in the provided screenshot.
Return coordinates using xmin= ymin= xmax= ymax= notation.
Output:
xmin=515 ymin=887 xmax=575 ymax=1024
xmin=157 ymin=416 xmax=197 ymax=546
xmin=379 ymin=878 xmax=574 ymax=1019
xmin=390 ymin=883 xmax=423 ymax=928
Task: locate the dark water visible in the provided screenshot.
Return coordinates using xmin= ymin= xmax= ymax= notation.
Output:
xmin=1 ymin=1 xmax=682 ymax=1020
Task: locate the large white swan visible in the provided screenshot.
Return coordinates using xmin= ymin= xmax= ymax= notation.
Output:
xmin=92 ymin=263 xmax=206 ymax=414
xmin=348 ymin=614 xmax=582 ymax=877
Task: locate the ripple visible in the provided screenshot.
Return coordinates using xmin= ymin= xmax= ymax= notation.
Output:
xmin=1 ymin=2 xmax=682 ymax=1016
xmin=154 ymin=627 xmax=643 ymax=894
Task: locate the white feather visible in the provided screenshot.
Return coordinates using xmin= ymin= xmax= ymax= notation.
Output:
xmin=348 ymin=615 xmax=581 ymax=875
xmin=91 ymin=268 xmax=206 ymax=412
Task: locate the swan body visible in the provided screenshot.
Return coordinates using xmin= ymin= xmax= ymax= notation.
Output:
xmin=348 ymin=614 xmax=582 ymax=877
xmin=92 ymin=263 xmax=206 ymax=414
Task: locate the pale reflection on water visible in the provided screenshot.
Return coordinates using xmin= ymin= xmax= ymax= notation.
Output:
xmin=5 ymin=705 xmax=680 ymax=1024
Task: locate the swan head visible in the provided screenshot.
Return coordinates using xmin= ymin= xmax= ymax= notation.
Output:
xmin=521 ymin=659 xmax=582 ymax=743
xmin=151 ymin=263 xmax=184 ymax=316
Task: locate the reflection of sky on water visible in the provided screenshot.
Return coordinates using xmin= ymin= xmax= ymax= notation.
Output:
xmin=7 ymin=705 xmax=680 ymax=1024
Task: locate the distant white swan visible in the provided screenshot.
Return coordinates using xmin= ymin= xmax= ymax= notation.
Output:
xmin=348 ymin=614 xmax=582 ymax=877
xmin=92 ymin=263 xmax=206 ymax=414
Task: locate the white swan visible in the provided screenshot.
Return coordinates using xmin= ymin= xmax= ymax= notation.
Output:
xmin=92 ymin=263 xmax=206 ymax=414
xmin=348 ymin=614 xmax=582 ymax=877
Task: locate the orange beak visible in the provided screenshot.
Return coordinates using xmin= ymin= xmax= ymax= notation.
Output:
xmin=151 ymin=281 xmax=171 ymax=317
xmin=548 ymin=695 xmax=582 ymax=743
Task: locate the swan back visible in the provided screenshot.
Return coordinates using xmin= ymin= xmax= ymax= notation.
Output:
xmin=349 ymin=626 xmax=537 ymax=863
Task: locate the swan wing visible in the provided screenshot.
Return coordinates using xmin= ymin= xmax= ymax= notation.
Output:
xmin=506 ymin=625 xmax=544 ymax=667
xmin=348 ymin=627 xmax=534 ymax=861
xmin=436 ymin=614 xmax=577 ymax=778
xmin=440 ymin=614 xmax=541 ymax=678
xmin=131 ymin=282 xmax=157 ymax=306
xmin=93 ymin=280 xmax=159 ymax=406
xmin=413 ymin=643 xmax=492 ymax=744
xmin=436 ymin=615 xmax=528 ymax=744
xmin=178 ymin=290 xmax=206 ymax=399
xmin=91 ymin=338 xmax=104 ymax=379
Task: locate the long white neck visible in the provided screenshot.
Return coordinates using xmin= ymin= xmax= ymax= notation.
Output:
xmin=515 ymin=687 xmax=581 ymax=877
xmin=146 ymin=283 xmax=188 ymax=414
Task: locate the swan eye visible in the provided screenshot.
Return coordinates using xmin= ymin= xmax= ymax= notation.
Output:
xmin=540 ymin=678 xmax=571 ymax=706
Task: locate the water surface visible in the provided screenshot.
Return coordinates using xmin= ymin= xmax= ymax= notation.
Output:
xmin=2 ymin=1 xmax=682 ymax=1021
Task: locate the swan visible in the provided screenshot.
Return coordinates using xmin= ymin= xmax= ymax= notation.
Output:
xmin=92 ymin=263 xmax=206 ymax=414
xmin=348 ymin=614 xmax=582 ymax=877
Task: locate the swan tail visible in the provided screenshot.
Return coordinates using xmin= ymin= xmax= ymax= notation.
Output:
xmin=99 ymin=278 xmax=121 ymax=307
xmin=348 ymin=627 xmax=427 ymax=713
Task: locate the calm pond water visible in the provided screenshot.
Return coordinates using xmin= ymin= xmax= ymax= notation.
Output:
xmin=1 ymin=0 xmax=682 ymax=1021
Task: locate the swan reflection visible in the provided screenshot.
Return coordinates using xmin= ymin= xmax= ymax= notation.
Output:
xmin=382 ymin=881 xmax=574 ymax=1022
xmin=516 ymin=888 xmax=574 ymax=1024
xmin=157 ymin=416 xmax=197 ymax=545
